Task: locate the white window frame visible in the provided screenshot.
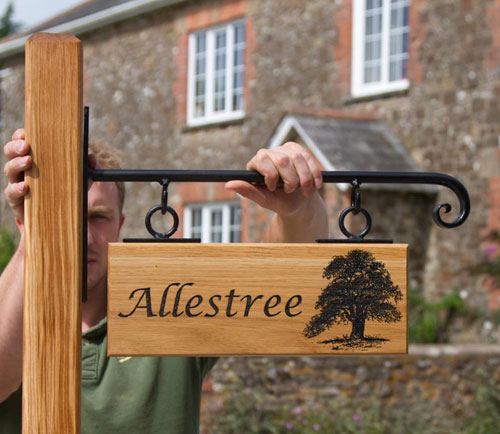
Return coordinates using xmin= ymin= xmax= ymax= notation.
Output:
xmin=187 ymin=20 xmax=246 ymax=127
xmin=351 ymin=0 xmax=410 ymax=98
xmin=184 ymin=202 xmax=241 ymax=243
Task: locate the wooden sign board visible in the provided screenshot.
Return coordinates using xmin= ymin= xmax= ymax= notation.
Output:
xmin=108 ymin=243 xmax=407 ymax=356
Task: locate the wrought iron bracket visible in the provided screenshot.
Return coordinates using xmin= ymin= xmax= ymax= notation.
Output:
xmin=82 ymin=106 xmax=471 ymax=301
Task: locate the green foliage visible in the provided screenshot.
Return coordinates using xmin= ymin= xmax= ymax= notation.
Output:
xmin=0 ymin=227 xmax=15 ymax=273
xmin=0 ymin=2 xmax=20 ymax=39
xmin=408 ymin=287 xmax=466 ymax=343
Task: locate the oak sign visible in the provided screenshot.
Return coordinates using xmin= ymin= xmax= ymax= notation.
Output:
xmin=107 ymin=243 xmax=407 ymax=356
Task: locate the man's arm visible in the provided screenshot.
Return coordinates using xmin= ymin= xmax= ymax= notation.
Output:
xmin=0 ymin=128 xmax=30 ymax=402
xmin=0 ymin=242 xmax=24 ymax=402
xmin=225 ymin=142 xmax=328 ymax=242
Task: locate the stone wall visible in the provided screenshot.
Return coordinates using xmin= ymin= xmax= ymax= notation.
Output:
xmin=200 ymin=345 xmax=500 ymax=432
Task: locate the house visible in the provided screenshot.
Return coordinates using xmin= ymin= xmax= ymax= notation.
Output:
xmin=0 ymin=0 xmax=499 ymax=326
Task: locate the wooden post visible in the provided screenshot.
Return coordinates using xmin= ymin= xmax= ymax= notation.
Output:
xmin=24 ymin=33 xmax=83 ymax=433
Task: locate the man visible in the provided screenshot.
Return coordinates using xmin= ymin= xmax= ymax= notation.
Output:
xmin=0 ymin=128 xmax=328 ymax=432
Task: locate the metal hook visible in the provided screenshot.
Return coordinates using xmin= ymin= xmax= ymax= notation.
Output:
xmin=338 ymin=179 xmax=372 ymax=239
xmin=161 ymin=178 xmax=170 ymax=215
xmin=351 ymin=179 xmax=361 ymax=214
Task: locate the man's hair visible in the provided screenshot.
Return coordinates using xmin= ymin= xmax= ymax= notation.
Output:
xmin=89 ymin=142 xmax=125 ymax=214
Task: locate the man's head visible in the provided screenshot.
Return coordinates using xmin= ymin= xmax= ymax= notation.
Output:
xmin=87 ymin=143 xmax=126 ymax=294
xmin=89 ymin=142 xmax=125 ymax=215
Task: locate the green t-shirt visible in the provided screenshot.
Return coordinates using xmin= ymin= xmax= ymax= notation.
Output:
xmin=0 ymin=318 xmax=218 ymax=433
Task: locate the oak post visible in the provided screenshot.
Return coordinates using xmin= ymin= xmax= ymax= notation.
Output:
xmin=24 ymin=33 xmax=83 ymax=433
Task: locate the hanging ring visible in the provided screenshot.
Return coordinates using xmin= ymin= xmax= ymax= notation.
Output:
xmin=145 ymin=205 xmax=179 ymax=239
xmin=144 ymin=178 xmax=179 ymax=239
xmin=338 ymin=206 xmax=372 ymax=239
xmin=338 ymin=179 xmax=372 ymax=239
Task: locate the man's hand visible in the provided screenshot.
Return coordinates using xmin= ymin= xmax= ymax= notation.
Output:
xmin=3 ymin=128 xmax=98 ymax=229
xmin=225 ymin=142 xmax=323 ymax=217
xmin=225 ymin=142 xmax=328 ymax=242
xmin=3 ymin=129 xmax=30 ymax=226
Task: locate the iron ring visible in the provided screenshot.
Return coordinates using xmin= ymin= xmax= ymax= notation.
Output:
xmin=339 ymin=206 xmax=372 ymax=239
xmin=145 ymin=204 xmax=179 ymax=239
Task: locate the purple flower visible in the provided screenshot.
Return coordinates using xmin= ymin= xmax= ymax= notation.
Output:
xmin=313 ymin=423 xmax=320 ymax=431
xmin=353 ymin=413 xmax=360 ymax=421
xmin=485 ymin=245 xmax=498 ymax=255
xmin=358 ymin=423 xmax=363 ymax=428
xmin=285 ymin=422 xmax=293 ymax=430
xmin=291 ymin=406 xmax=303 ymax=415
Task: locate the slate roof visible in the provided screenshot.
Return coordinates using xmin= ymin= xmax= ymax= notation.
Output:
xmin=268 ymin=109 xmax=436 ymax=193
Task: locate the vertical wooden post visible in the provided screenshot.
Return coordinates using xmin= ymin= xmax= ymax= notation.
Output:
xmin=24 ymin=33 xmax=83 ymax=433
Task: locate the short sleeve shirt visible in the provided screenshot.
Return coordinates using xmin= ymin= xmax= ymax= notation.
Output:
xmin=0 ymin=318 xmax=218 ymax=434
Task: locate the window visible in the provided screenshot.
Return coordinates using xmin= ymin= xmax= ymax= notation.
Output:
xmin=187 ymin=20 xmax=246 ymax=126
xmin=351 ymin=0 xmax=410 ymax=98
xmin=184 ymin=202 xmax=241 ymax=243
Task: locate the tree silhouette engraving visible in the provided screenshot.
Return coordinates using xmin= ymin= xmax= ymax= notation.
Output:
xmin=304 ymin=249 xmax=403 ymax=351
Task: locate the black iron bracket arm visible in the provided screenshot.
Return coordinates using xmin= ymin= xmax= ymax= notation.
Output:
xmin=82 ymin=107 xmax=470 ymax=302
xmin=88 ymin=168 xmax=470 ymax=230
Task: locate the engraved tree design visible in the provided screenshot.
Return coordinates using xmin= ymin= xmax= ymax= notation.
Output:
xmin=304 ymin=249 xmax=403 ymax=349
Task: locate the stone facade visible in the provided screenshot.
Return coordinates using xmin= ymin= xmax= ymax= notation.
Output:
xmin=1 ymin=0 xmax=500 ymax=338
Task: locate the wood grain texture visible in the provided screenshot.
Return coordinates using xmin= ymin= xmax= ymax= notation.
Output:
xmin=108 ymin=243 xmax=407 ymax=356
xmin=24 ymin=33 xmax=82 ymax=434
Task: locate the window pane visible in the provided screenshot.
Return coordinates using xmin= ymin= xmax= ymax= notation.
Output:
xmin=209 ymin=209 xmax=223 ymax=243
xmin=391 ymin=8 xmax=398 ymax=27
xmin=195 ymin=101 xmax=205 ymax=117
xmin=211 ymin=230 xmax=222 ymax=243
xmin=213 ymin=29 xmax=227 ymax=113
xmin=196 ymin=57 xmax=205 ymax=74
xmin=389 ymin=58 xmax=407 ymax=81
xmin=234 ymin=23 xmax=245 ymax=44
xmin=229 ymin=205 xmax=241 ymax=243
xmin=212 ymin=209 xmax=222 ymax=226
xmin=232 ymin=23 xmax=245 ymax=112
xmin=388 ymin=0 xmax=409 ymax=82
xmin=195 ymin=79 xmax=205 ymax=96
xmin=196 ymin=33 xmax=206 ymax=53
xmin=193 ymin=32 xmax=207 ymax=118
xmin=233 ymin=71 xmax=244 ymax=88
xmin=192 ymin=209 xmax=201 ymax=227
xmin=363 ymin=0 xmax=382 ymax=85
xmin=234 ymin=49 xmax=245 ymax=66
xmin=233 ymin=93 xmax=243 ymax=111
xmin=216 ymin=52 xmax=226 ymax=70
xmin=216 ymin=31 xmax=226 ymax=49
xmin=366 ymin=0 xmax=383 ymax=9
xmin=230 ymin=230 xmax=240 ymax=243
xmin=390 ymin=34 xmax=400 ymax=55
xmin=230 ymin=206 xmax=240 ymax=225
xmin=190 ymin=208 xmax=202 ymax=239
